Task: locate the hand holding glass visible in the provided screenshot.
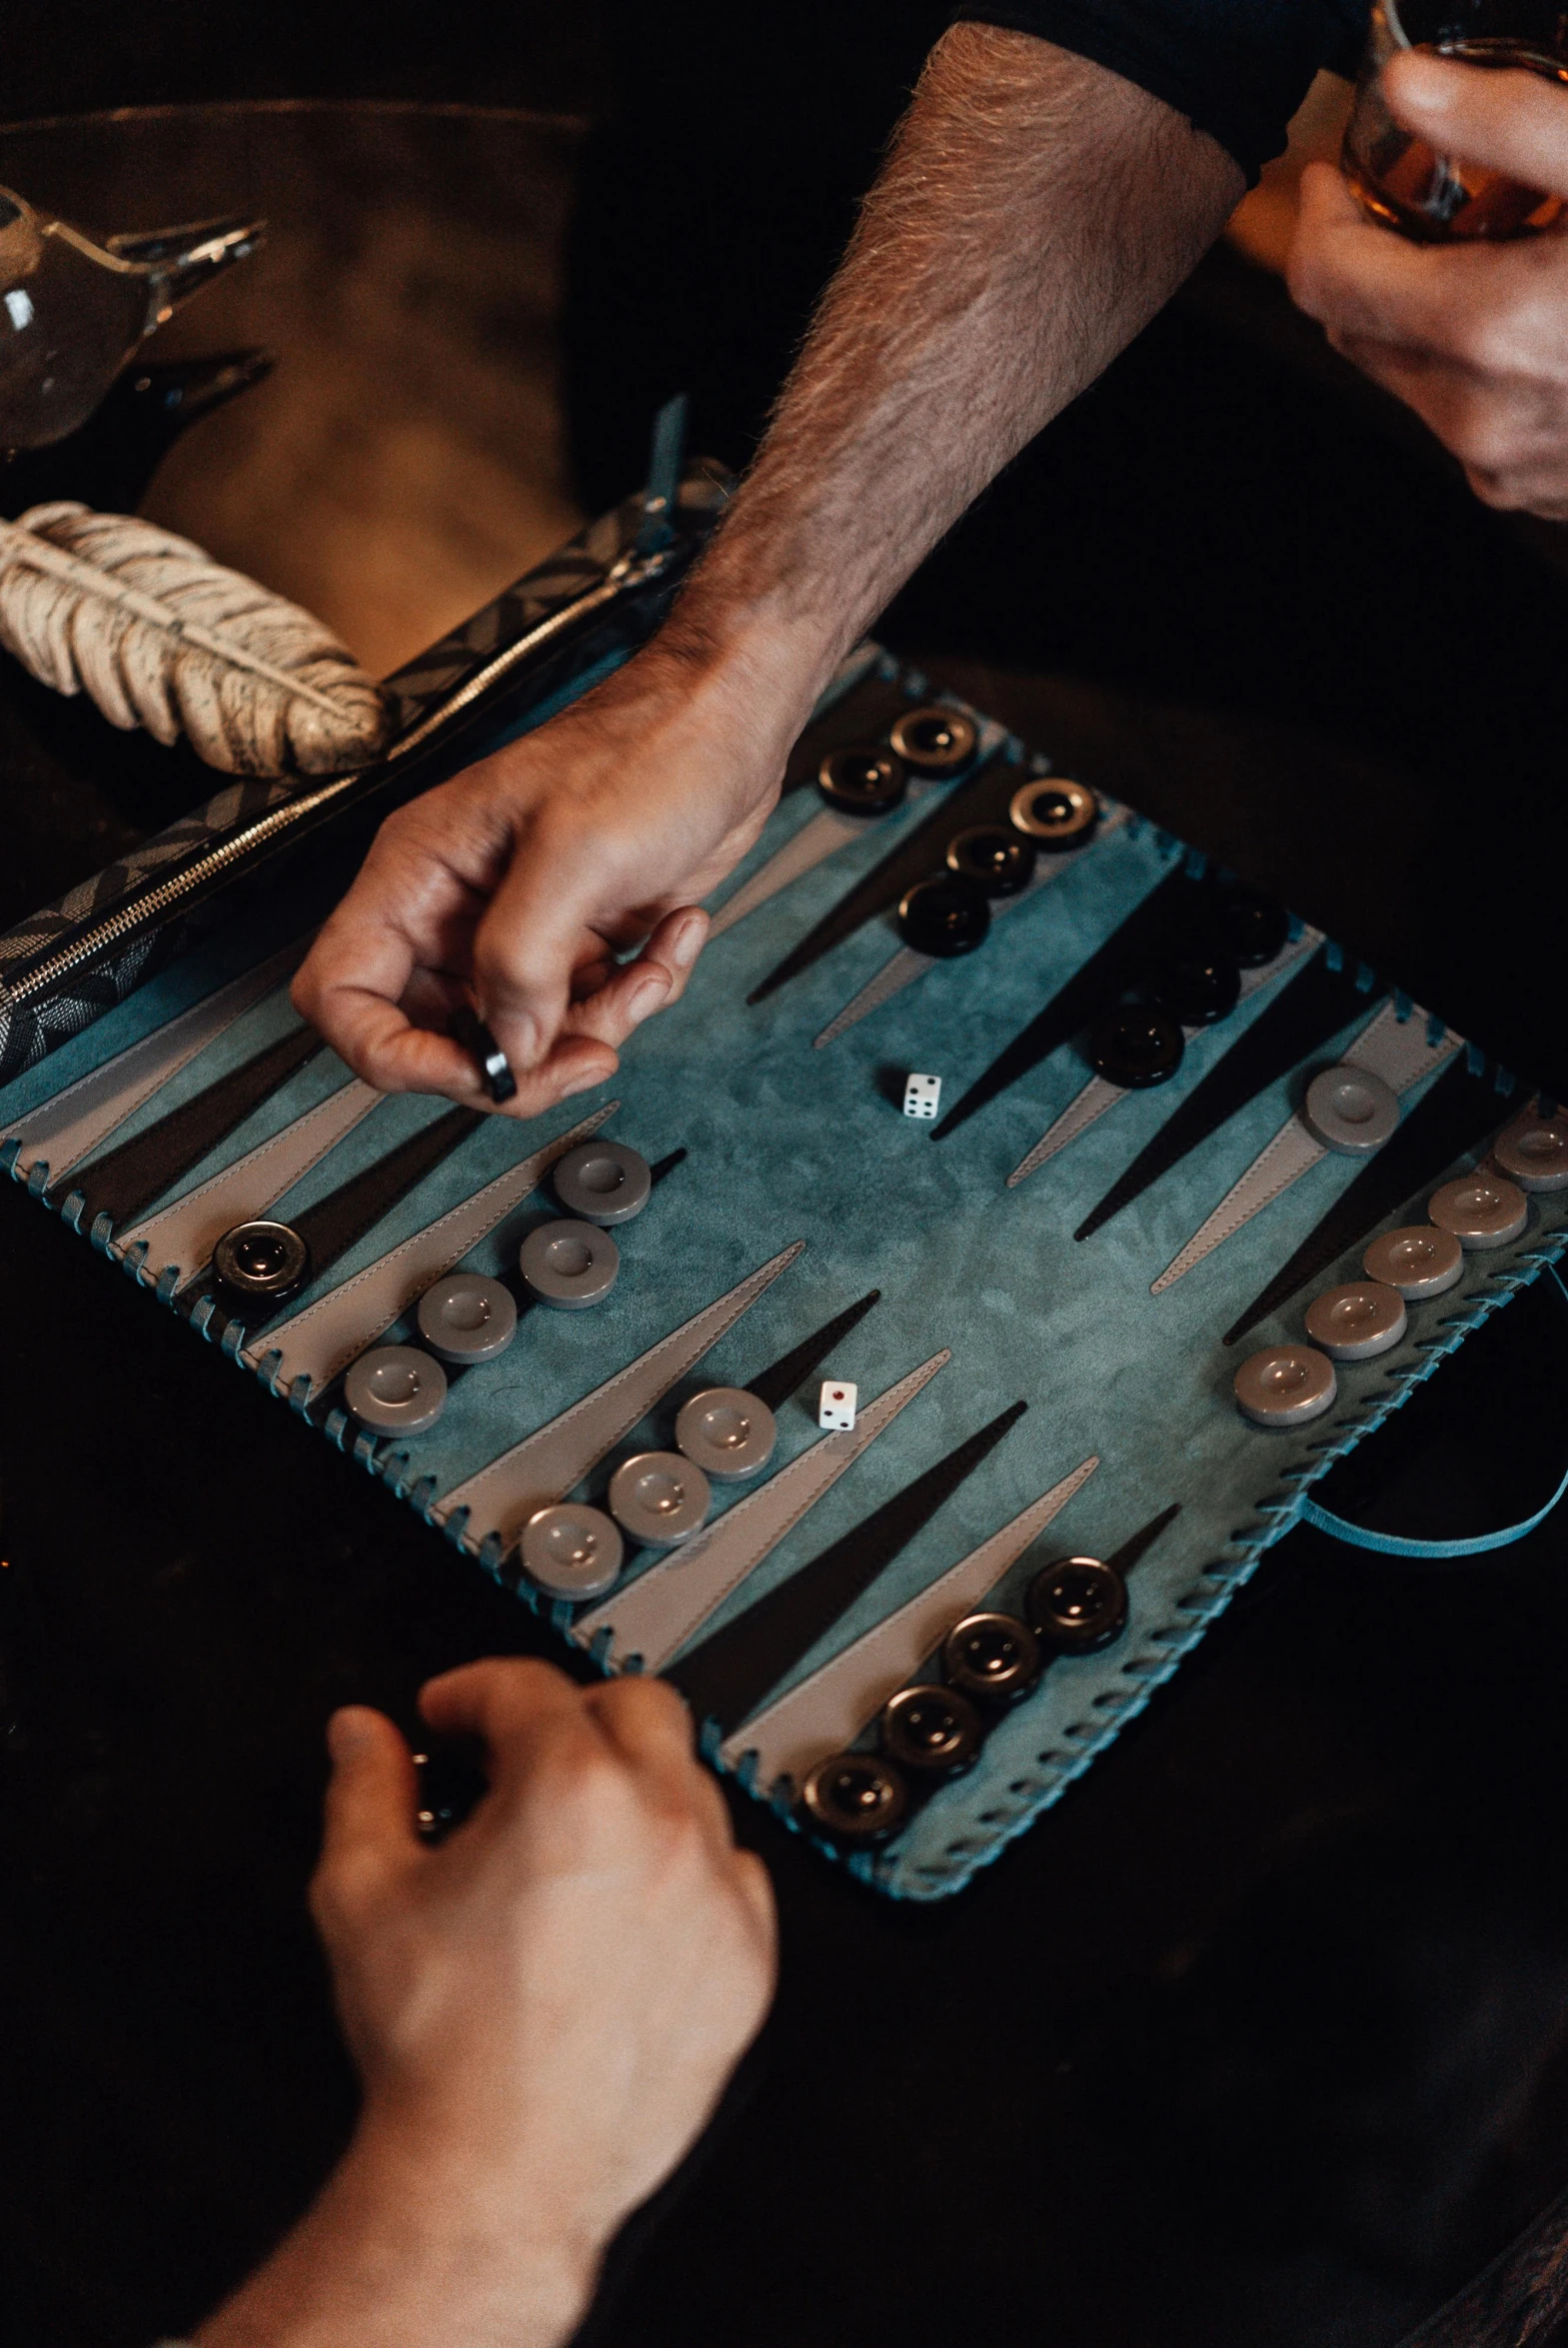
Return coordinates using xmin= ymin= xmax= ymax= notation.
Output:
xmin=1343 ymin=0 xmax=1568 ymax=239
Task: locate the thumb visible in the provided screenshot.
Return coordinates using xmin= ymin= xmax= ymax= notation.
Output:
xmin=1288 ymin=159 xmax=1376 ymax=311
xmin=1385 ymin=50 xmax=1568 ymax=198
xmin=315 ymin=1705 xmax=421 ymax=1915
xmin=1296 ymin=156 xmax=1372 ymax=235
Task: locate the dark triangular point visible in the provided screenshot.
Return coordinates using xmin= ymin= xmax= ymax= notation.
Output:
xmin=1074 ymin=950 xmax=1383 ymax=1242
xmin=194 ymin=1104 xmax=485 ymax=1343
xmin=930 ymin=865 xmax=1205 ymax=1144
xmin=747 ymin=747 xmax=1008 ymax=1006
xmin=56 ymin=1021 xmax=323 ymax=1235
xmin=287 ymin=1105 xmax=484 ymax=1281
xmin=669 ymin=1399 xmax=1027 ymax=1738
xmin=1108 ymin=1500 xmax=1182 ymax=1577
xmin=749 ymin=1289 xmax=881 ymax=1412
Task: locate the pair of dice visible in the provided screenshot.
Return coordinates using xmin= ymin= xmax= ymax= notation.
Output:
xmin=809 ymin=1074 xmax=939 ymax=1432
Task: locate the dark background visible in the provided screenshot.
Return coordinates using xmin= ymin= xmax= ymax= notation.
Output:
xmin=5 ymin=8 xmax=1568 ymax=2346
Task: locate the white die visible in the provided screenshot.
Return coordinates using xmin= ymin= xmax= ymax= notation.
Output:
xmin=903 ymin=1073 xmax=941 ymax=1120
xmin=817 ymin=1379 xmax=858 ymax=1431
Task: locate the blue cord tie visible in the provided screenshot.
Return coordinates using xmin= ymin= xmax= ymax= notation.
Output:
xmin=1299 ymin=1266 xmax=1568 ymax=1560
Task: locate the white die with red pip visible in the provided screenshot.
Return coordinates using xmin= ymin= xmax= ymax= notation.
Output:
xmin=817 ymin=1379 xmax=858 ymax=1431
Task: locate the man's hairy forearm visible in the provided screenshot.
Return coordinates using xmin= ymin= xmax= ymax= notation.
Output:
xmin=286 ymin=20 xmax=1247 ymax=1111
xmin=666 ymin=24 xmax=1242 ymax=712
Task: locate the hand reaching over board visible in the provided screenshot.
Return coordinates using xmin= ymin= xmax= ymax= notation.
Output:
xmin=292 ymin=641 xmax=800 ymax=1119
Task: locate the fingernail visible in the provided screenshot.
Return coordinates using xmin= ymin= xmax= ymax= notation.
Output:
xmin=629 ymin=972 xmax=671 ymax=1023
xmin=497 ymin=1013 xmax=538 ymax=1070
xmin=561 ymin=1063 xmax=612 ymax=1099
xmin=672 ymin=913 xmax=708 ymax=971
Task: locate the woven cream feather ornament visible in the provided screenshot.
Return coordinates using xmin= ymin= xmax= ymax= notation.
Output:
xmin=0 ymin=501 xmax=392 ymax=775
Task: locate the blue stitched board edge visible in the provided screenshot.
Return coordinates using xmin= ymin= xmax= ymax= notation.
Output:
xmin=1 ymin=646 xmax=1559 ymax=1902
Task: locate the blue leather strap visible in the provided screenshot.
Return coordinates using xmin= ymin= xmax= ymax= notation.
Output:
xmin=1299 ymin=1267 xmax=1568 ymax=1560
xmin=1299 ymin=1465 xmax=1568 ymax=1558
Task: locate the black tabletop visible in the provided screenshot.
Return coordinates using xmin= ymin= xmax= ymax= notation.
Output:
xmin=6 ymin=608 xmax=1568 ymax=2348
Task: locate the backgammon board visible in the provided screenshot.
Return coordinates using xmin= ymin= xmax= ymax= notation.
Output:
xmin=3 ymin=549 xmax=1563 ymax=1901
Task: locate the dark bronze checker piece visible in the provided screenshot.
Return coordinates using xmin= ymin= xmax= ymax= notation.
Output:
xmin=1088 ymin=1006 xmax=1185 ymax=1090
xmin=816 ymin=745 xmax=909 ymax=817
xmin=799 ymin=1751 xmax=909 ymax=1845
xmin=1007 ymin=775 xmax=1098 ymax=851
xmin=945 ymin=824 xmax=1037 ymax=898
xmin=878 ymin=1683 xmax=984 ymax=1779
xmin=1027 ymin=1554 xmax=1130 ymax=1656
xmin=941 ymin=1610 xmax=1042 ymax=1707
xmin=211 ymin=1217 xmax=312 ymax=1309
xmin=1149 ymin=952 xmax=1242 ymax=1027
xmin=887 ymin=704 xmax=977 ymax=775
xmin=1207 ymin=885 xmax=1290 ymax=968
xmin=896 ymin=872 xmax=991 ymax=958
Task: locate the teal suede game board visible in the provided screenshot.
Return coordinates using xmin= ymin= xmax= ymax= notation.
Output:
xmin=3 ymin=615 xmax=1563 ymax=1901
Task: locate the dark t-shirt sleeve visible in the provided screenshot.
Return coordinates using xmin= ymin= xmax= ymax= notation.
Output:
xmin=951 ymin=0 xmax=1368 ymax=183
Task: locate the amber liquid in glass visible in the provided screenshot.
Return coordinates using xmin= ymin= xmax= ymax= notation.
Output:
xmin=1344 ymin=37 xmax=1568 ymax=239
